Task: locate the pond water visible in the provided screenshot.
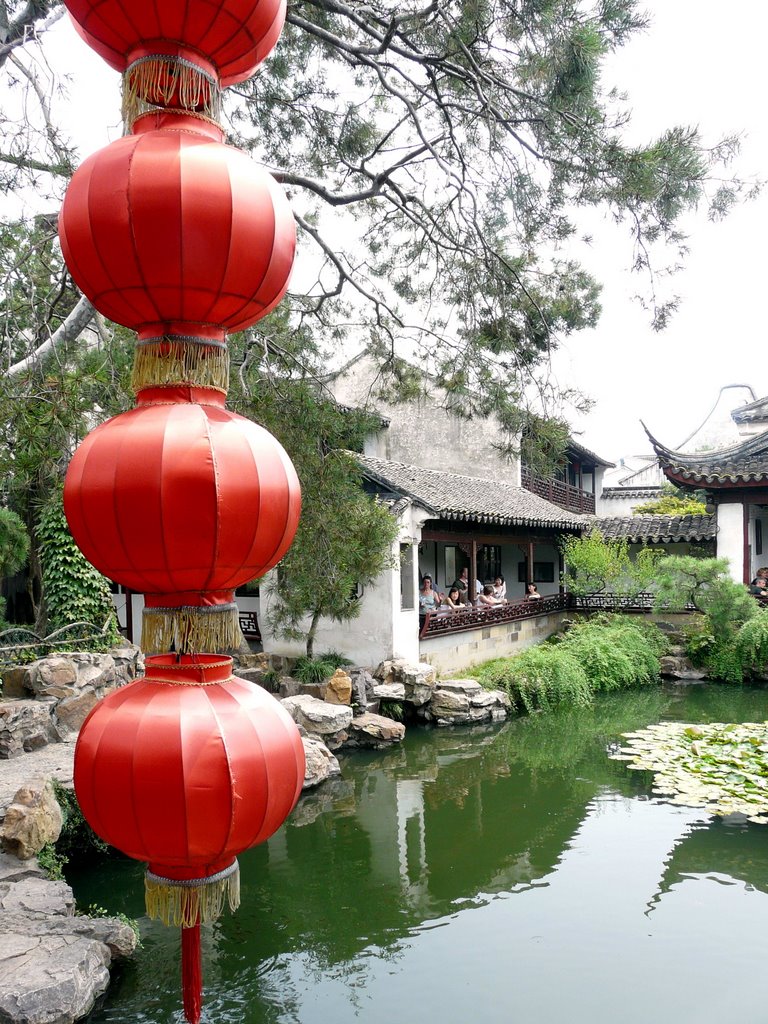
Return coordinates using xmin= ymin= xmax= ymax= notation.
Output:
xmin=71 ymin=684 xmax=768 ymax=1024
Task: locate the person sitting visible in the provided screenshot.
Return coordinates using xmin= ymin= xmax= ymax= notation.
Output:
xmin=749 ymin=576 xmax=768 ymax=596
xmin=493 ymin=575 xmax=506 ymax=600
xmin=443 ymin=586 xmax=464 ymax=611
xmin=477 ymin=584 xmax=502 ymax=607
xmin=525 ymin=583 xmax=542 ymax=600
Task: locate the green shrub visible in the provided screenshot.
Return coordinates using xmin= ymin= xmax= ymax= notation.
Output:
xmin=560 ymin=618 xmax=663 ymax=690
xmin=51 ymin=781 xmax=109 ymax=863
xmin=735 ymin=610 xmax=768 ymax=674
xmin=477 ymin=646 xmax=593 ymax=713
xmin=293 ymin=655 xmax=344 ymax=686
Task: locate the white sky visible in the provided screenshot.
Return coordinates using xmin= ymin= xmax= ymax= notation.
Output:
xmin=41 ymin=2 xmax=768 ymax=464
xmin=553 ymin=0 xmax=768 ymax=461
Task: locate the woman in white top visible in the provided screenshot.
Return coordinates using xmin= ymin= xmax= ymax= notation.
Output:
xmin=493 ymin=575 xmax=506 ymax=600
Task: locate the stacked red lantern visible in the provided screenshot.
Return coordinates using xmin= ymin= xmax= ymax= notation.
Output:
xmin=59 ymin=4 xmax=305 ymax=1021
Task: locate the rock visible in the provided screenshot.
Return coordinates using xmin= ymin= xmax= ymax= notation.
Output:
xmin=659 ymin=655 xmax=707 ymax=680
xmin=322 ymin=668 xmax=352 ymax=706
xmin=301 ymin=736 xmax=341 ymax=789
xmin=0 ymin=700 xmax=57 ymax=759
xmin=0 ymin=873 xmax=74 ymax=918
xmin=0 ymin=742 xmax=75 ymax=821
xmin=277 ymin=675 xmax=303 ymax=699
xmin=281 ymin=695 xmax=353 ymax=750
xmin=0 ymin=929 xmax=112 ymax=1024
xmin=347 ymin=668 xmax=376 ymax=710
xmin=28 ymin=656 xmax=79 ymax=699
xmin=290 ymin=777 xmax=356 ymax=827
xmin=373 ymin=658 xmax=408 ymax=684
xmin=0 ymin=851 xmax=136 ymax=1024
xmin=435 ymin=678 xmax=482 ymax=695
xmin=422 ymin=681 xmax=511 ymax=726
xmin=402 ymin=662 xmax=437 ymax=707
xmin=372 ymin=682 xmax=406 ymax=701
xmin=0 ymin=779 xmax=63 ymax=860
xmin=345 ymin=713 xmax=405 ymax=748
xmin=1 ymin=667 xmax=33 ymax=700
xmin=54 ymin=690 xmax=100 ymax=738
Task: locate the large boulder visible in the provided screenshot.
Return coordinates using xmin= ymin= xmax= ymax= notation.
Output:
xmin=345 ymin=713 xmax=405 ymax=749
xmin=281 ymin=695 xmax=353 ymax=750
xmin=0 ymin=854 xmax=136 ymax=1024
xmin=424 ymin=679 xmax=511 ymax=727
xmin=0 ymin=779 xmax=63 ymax=861
xmin=402 ymin=663 xmax=437 ymax=706
xmin=322 ymin=669 xmax=352 ymax=706
xmin=347 ymin=667 xmax=378 ymax=714
xmin=301 ymin=736 xmax=341 ymax=789
xmin=372 ymin=682 xmax=406 ymax=701
xmin=659 ymin=653 xmax=707 ymax=680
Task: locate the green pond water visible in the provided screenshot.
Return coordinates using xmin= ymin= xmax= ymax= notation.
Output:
xmin=71 ymin=684 xmax=768 ymax=1024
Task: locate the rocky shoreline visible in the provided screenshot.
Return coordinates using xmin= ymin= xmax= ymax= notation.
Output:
xmin=0 ymin=647 xmax=513 ymax=1024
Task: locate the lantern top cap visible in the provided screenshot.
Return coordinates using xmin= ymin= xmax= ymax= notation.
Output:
xmin=144 ymin=654 xmax=234 ymax=686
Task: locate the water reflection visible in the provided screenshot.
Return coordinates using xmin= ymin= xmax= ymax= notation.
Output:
xmin=77 ymin=684 xmax=768 ymax=1023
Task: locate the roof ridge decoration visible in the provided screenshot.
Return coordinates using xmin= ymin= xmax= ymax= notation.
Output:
xmin=642 ymin=421 xmax=768 ymax=486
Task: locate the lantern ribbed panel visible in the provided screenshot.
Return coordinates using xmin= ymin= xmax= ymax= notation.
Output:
xmin=64 ymin=0 xmax=286 ymax=85
xmin=63 ymin=389 xmax=301 ymax=597
xmin=58 ymin=116 xmax=295 ymax=338
xmin=74 ymin=656 xmax=305 ymax=870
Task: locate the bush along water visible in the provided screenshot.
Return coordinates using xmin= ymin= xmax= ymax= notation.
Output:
xmin=475 ymin=615 xmax=668 ymax=713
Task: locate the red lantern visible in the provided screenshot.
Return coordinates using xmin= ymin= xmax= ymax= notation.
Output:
xmin=63 ymin=387 xmax=301 ymax=652
xmin=74 ymin=653 xmax=305 ymax=1023
xmin=58 ymin=113 xmax=295 ymax=343
xmin=63 ymin=0 xmax=286 ymax=86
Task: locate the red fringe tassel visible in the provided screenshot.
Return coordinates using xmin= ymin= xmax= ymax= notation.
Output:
xmin=181 ymin=922 xmax=203 ymax=1024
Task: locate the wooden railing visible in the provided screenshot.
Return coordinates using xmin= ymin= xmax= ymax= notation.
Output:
xmin=420 ymin=594 xmax=568 ymax=638
xmin=521 ymin=468 xmax=595 ymax=514
xmin=419 ymin=591 xmax=698 ymax=640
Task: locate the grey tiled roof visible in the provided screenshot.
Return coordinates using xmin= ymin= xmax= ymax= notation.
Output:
xmin=355 ymin=453 xmax=590 ymax=529
xmin=567 ymin=439 xmax=614 ymax=469
xmin=598 ymin=514 xmax=716 ymax=543
xmin=601 ymin=486 xmax=665 ymax=500
xmin=644 ymin=423 xmax=768 ymax=485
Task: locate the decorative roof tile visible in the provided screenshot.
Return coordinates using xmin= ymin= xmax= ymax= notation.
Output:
xmin=354 ymin=453 xmax=590 ymax=530
xmin=731 ymin=395 xmax=768 ymax=424
xmin=601 ymin=486 xmax=665 ymax=500
xmin=643 ymin=423 xmax=768 ymax=485
xmin=598 ymin=514 xmax=716 ymax=543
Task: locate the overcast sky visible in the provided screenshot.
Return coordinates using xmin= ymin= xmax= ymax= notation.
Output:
xmin=46 ymin=1 xmax=767 ymax=464
xmin=552 ymin=0 xmax=768 ymax=461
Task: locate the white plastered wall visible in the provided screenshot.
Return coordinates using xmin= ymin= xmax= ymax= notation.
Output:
xmin=716 ymin=502 xmax=744 ymax=582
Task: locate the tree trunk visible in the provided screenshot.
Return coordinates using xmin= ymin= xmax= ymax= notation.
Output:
xmin=305 ymin=609 xmax=321 ymax=659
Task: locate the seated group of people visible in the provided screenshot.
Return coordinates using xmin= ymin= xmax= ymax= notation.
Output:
xmin=748 ymin=567 xmax=768 ymax=596
xmin=418 ymin=568 xmax=542 ymax=617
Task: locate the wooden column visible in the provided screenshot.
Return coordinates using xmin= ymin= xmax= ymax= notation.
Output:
xmin=743 ymin=502 xmax=751 ymax=584
xmin=527 ymin=540 xmax=534 ymax=588
xmin=470 ymin=539 xmax=477 ymax=603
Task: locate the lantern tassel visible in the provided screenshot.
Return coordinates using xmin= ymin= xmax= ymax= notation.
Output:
xmin=142 ymin=604 xmax=242 ymax=656
xmin=122 ymin=56 xmax=220 ymax=127
xmin=132 ymin=338 xmax=229 ymax=394
xmin=181 ymin=922 xmax=203 ymax=1024
xmin=145 ymin=862 xmax=241 ymax=928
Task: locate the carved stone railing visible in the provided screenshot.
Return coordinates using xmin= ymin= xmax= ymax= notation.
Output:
xmin=521 ymin=468 xmax=595 ymax=514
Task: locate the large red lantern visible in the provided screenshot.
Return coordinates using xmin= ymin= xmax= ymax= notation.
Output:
xmin=58 ymin=112 xmax=295 ymax=344
xmin=63 ymin=0 xmax=286 ymax=85
xmin=64 ymin=386 xmax=301 ymax=652
xmin=74 ymin=654 xmax=305 ymax=1023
